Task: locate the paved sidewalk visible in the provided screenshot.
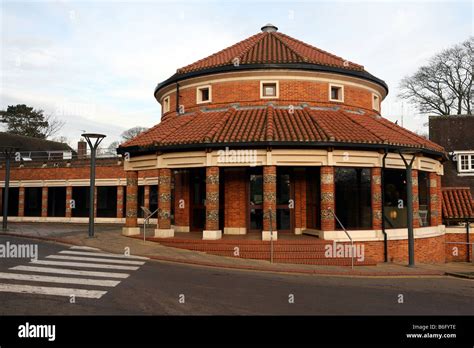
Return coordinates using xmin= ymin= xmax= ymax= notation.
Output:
xmin=2 ymin=222 xmax=471 ymax=278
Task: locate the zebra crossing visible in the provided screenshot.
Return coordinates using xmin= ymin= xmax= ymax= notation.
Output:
xmin=0 ymin=245 xmax=148 ymax=299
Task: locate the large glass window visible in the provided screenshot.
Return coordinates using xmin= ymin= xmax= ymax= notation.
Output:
xmin=383 ymin=169 xmax=407 ymax=229
xmin=48 ymin=187 xmax=66 ymax=217
xmin=1 ymin=188 xmax=19 ymax=216
xmin=24 ymin=187 xmax=42 ymax=217
xmin=249 ymin=169 xmax=263 ymax=231
xmin=97 ymin=186 xmax=117 ymax=217
xmin=72 ymin=187 xmax=89 ymax=217
xmin=418 ymin=171 xmax=431 ymax=227
xmin=306 ymin=167 xmax=321 ymax=230
xmin=335 ymin=168 xmax=371 ymax=229
xmin=276 ymin=168 xmax=293 ymax=231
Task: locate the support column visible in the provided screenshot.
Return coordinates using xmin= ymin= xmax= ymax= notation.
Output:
xmin=203 ymin=166 xmax=221 ymax=240
xmin=65 ymin=186 xmax=72 ymax=218
xmin=437 ymin=175 xmax=443 ymax=226
xmin=18 ymin=187 xmax=25 ymax=217
xmin=116 ymin=186 xmax=124 ymax=219
xmin=174 ymin=170 xmax=190 ymax=232
xmin=94 ymin=186 xmax=98 ymax=218
xmin=412 ymin=169 xmax=420 ymax=228
xmin=320 ymin=166 xmax=335 ymax=231
xmin=155 ymin=168 xmax=174 ymax=238
xmin=122 ymin=171 xmax=140 ymax=236
xmin=41 ymin=187 xmax=48 ymax=218
xmin=262 ymin=165 xmax=277 ymax=241
xmin=294 ymin=168 xmax=306 ymax=235
xmin=429 ymin=172 xmax=439 ymax=226
xmin=371 ymin=167 xmax=382 ymax=229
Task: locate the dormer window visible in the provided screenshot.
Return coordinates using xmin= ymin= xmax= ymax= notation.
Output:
xmin=260 ymin=81 xmax=279 ymax=98
xmin=163 ymin=96 xmax=170 ymax=113
xmin=197 ymin=85 xmax=212 ymax=103
xmin=329 ymin=84 xmax=344 ymax=102
xmin=373 ymin=94 xmax=380 ymax=111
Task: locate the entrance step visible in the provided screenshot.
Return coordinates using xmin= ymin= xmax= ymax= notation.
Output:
xmin=146 ymin=237 xmax=376 ymax=266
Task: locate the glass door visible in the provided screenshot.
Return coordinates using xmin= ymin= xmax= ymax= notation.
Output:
xmin=276 ymin=168 xmax=294 ymax=233
xmin=248 ymin=168 xmax=263 ymax=232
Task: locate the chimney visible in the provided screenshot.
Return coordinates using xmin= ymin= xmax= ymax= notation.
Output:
xmin=77 ymin=140 xmax=87 ymax=159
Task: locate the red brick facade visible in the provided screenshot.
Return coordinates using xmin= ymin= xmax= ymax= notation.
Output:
xmin=224 ymin=168 xmax=246 ymax=230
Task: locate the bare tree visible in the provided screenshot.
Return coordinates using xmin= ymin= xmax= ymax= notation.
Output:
xmin=43 ymin=114 xmax=65 ymax=138
xmin=121 ymin=126 xmax=148 ymax=141
xmin=399 ymin=37 xmax=473 ymax=116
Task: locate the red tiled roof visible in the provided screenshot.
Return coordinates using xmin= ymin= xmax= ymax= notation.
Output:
xmin=176 ymin=31 xmax=364 ymax=75
xmin=442 ymin=187 xmax=474 ymax=220
xmin=120 ymin=106 xmax=445 ymax=153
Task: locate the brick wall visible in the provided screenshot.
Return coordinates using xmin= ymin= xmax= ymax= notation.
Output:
xmin=294 ymin=168 xmax=307 ymax=231
xmin=174 ymin=170 xmax=190 ymax=228
xmin=224 ymin=168 xmax=247 ymax=228
xmin=445 ymin=231 xmax=473 ymax=262
xmin=161 ymin=79 xmax=378 ymax=120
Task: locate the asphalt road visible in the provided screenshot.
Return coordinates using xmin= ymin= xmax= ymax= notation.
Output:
xmin=0 ymin=236 xmax=473 ymax=315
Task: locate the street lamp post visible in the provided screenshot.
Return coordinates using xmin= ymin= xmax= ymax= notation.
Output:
xmin=398 ymin=149 xmax=420 ymax=267
xmin=81 ymin=133 xmax=106 ymax=238
xmin=1 ymin=147 xmax=17 ymax=232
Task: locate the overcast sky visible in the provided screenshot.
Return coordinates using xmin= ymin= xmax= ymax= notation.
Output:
xmin=1 ymin=0 xmax=472 ymax=148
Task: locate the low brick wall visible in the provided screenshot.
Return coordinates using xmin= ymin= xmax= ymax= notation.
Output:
xmin=445 ymin=226 xmax=473 ymax=262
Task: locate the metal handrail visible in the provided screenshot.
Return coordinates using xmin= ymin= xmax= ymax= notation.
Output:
xmin=329 ymin=209 xmax=354 ymax=269
xmin=141 ymin=207 xmax=159 ymax=243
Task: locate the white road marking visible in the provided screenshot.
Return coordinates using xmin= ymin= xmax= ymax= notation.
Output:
xmin=0 ymin=283 xmax=107 ymax=299
xmin=10 ymin=266 xmax=130 ymax=279
xmin=0 ymin=272 xmax=120 ymax=287
xmin=30 ymin=260 xmax=139 ymax=271
xmin=61 ymin=250 xmax=149 ymax=260
xmin=69 ymin=246 xmax=101 ymax=251
xmin=46 ymin=255 xmax=145 ymax=265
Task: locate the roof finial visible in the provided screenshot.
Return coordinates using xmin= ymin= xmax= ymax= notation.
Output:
xmin=261 ymin=23 xmax=278 ymax=32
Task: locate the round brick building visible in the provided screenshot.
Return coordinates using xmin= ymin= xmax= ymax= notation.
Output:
xmin=118 ymin=24 xmax=446 ymax=264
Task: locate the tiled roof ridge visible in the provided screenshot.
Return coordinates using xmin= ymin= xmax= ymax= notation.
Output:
xmin=305 ymin=107 xmax=337 ymax=141
xmin=236 ymin=32 xmax=269 ymax=64
xmin=268 ymin=32 xmax=308 ymax=63
xmin=300 ymin=107 xmax=328 ymax=141
xmin=266 ymin=104 xmax=275 ymax=141
xmin=156 ymin=113 xmax=198 ymax=145
xmin=275 ymin=32 xmax=364 ymax=71
xmin=205 ymin=107 xmax=236 ymax=142
xmin=340 ymin=110 xmax=385 ymax=144
xmin=177 ymin=32 xmax=264 ymax=74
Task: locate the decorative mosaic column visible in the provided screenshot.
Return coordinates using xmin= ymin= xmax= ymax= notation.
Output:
xmin=411 ymin=169 xmax=420 ymax=228
xmin=18 ymin=187 xmax=25 ymax=217
xmin=262 ymin=165 xmax=277 ymax=241
xmin=65 ymin=186 xmax=73 ymax=218
xmin=203 ymin=166 xmax=221 ymax=240
xmin=41 ymin=187 xmax=48 ymax=218
xmin=371 ymin=167 xmax=382 ymax=230
xmin=122 ymin=171 xmax=140 ymax=236
xmin=429 ymin=172 xmax=439 ymax=226
xmin=155 ymin=168 xmax=174 ymax=238
xmin=320 ymin=166 xmax=335 ymax=231
xmin=116 ymin=186 xmax=124 ymax=219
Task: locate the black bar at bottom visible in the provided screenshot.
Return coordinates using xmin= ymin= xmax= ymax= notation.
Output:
xmin=0 ymin=315 xmax=472 ymax=346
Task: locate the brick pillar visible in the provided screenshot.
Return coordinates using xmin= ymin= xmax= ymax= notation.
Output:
xmin=122 ymin=171 xmax=140 ymax=236
xmin=65 ymin=186 xmax=72 ymax=218
xmin=263 ymin=165 xmax=277 ymax=240
xmin=116 ymin=186 xmax=124 ymax=219
xmin=174 ymin=170 xmax=190 ymax=232
xmin=371 ymin=167 xmax=382 ymax=229
xmin=155 ymin=168 xmax=173 ymax=238
xmin=437 ymin=174 xmax=443 ymax=226
xmin=294 ymin=168 xmax=306 ymax=235
xmin=412 ymin=169 xmax=420 ymax=228
xmin=429 ymin=172 xmax=439 ymax=226
xmin=41 ymin=187 xmax=48 ymax=218
xmin=203 ymin=166 xmax=221 ymax=240
xmin=320 ymin=166 xmax=335 ymax=231
xmin=18 ymin=187 xmax=25 ymax=217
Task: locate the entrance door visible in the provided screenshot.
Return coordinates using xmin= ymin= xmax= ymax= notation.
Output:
xmin=276 ymin=168 xmax=294 ymax=233
xmin=189 ymin=168 xmax=206 ymax=231
xmin=248 ymin=168 xmax=263 ymax=233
